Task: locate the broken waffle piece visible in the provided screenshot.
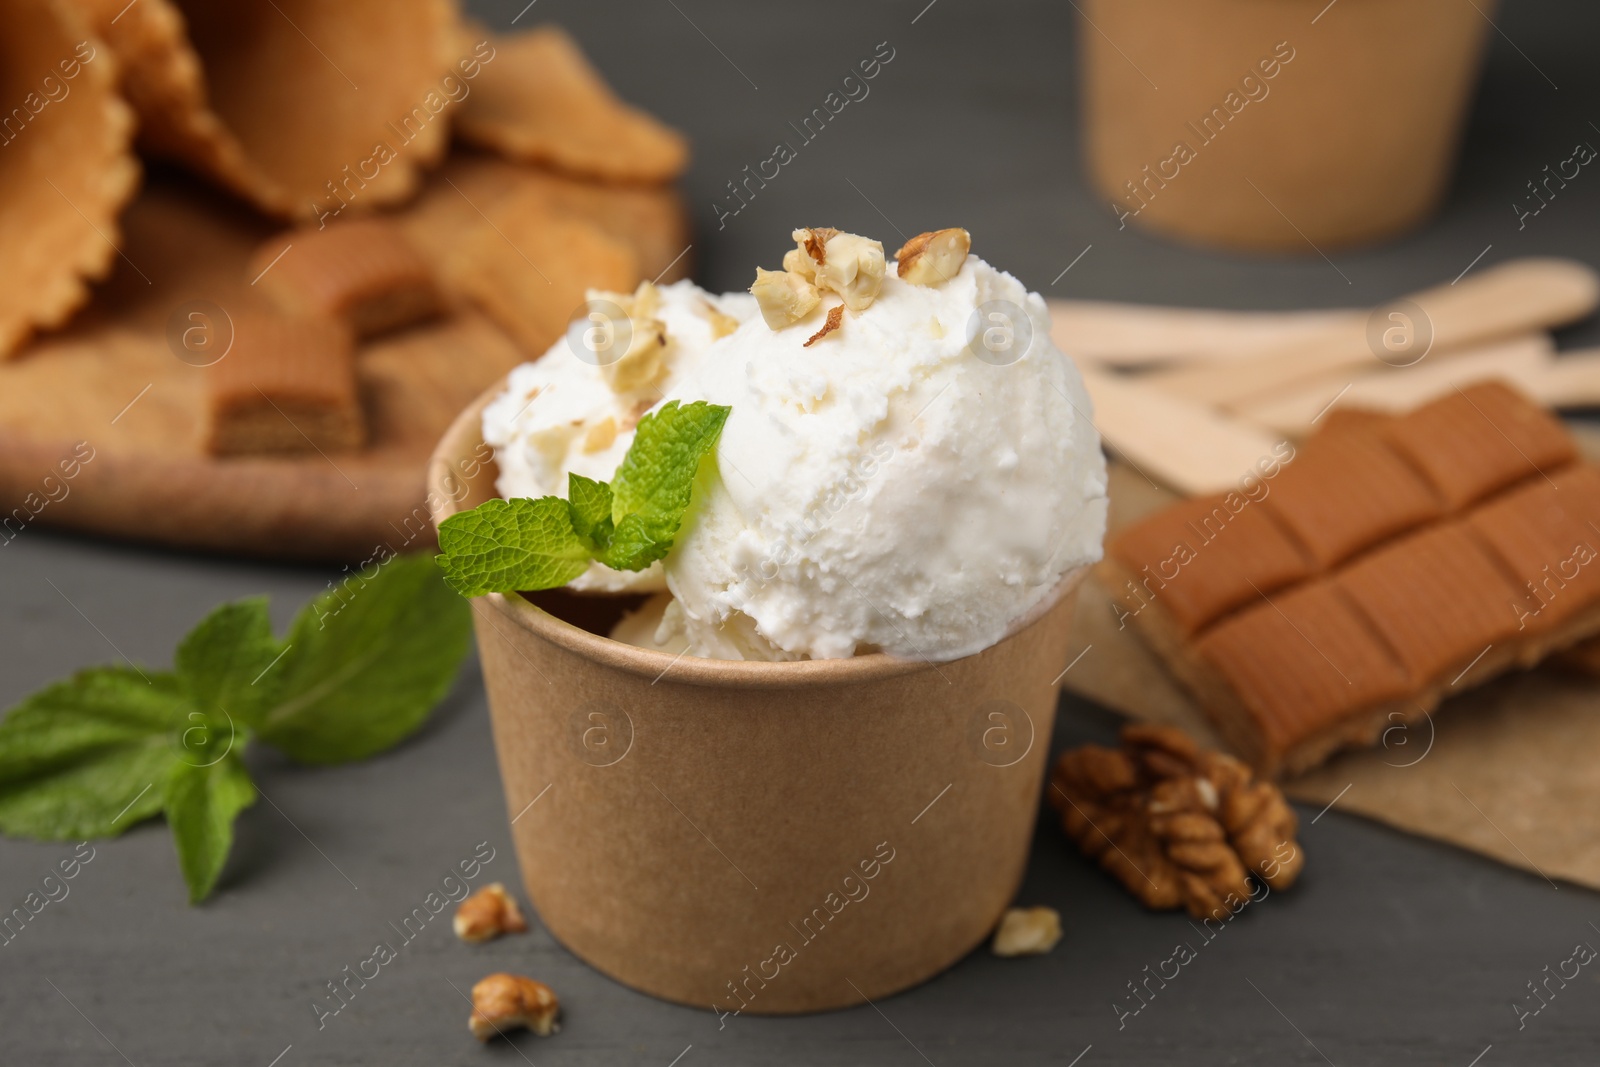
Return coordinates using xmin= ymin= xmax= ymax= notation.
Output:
xmin=1383 ymin=381 xmax=1576 ymax=509
xmin=991 ymin=906 xmax=1062 ymax=957
xmin=453 ymin=882 xmax=529 ymax=943
xmin=447 ymin=191 xmax=639 ymax=357
xmin=249 ymin=220 xmax=443 ymax=338
xmin=1468 ymin=467 xmax=1600 ymax=643
xmin=468 ymin=973 xmax=560 ymax=1041
xmin=456 ymin=26 xmax=687 ymax=184
xmin=1105 ymin=494 xmax=1312 ymax=639
xmin=203 ymin=313 xmax=363 ymax=456
xmin=1105 ymin=380 xmax=1600 ymax=777
xmin=1049 ymin=725 xmax=1303 ymax=920
xmin=1259 ymin=426 xmax=1441 ymax=568
xmin=1192 ymin=581 xmax=1415 ymax=773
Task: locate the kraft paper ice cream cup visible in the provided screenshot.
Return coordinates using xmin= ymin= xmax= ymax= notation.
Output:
xmin=429 ymin=384 xmax=1087 ymax=1014
xmin=1081 ymin=0 xmax=1496 ymax=252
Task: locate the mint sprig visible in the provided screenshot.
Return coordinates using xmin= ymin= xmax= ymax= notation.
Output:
xmin=0 ymin=553 xmax=472 ymax=903
xmin=437 ymin=399 xmax=730 ymax=596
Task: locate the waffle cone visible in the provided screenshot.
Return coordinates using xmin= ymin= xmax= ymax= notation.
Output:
xmin=0 ymin=0 xmax=139 ymax=358
xmin=71 ymin=0 xmax=459 ymax=219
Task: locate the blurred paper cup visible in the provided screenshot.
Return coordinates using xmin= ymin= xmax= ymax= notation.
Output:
xmin=428 ymin=384 xmax=1085 ymax=1014
xmin=1081 ymin=0 xmax=1497 ymax=251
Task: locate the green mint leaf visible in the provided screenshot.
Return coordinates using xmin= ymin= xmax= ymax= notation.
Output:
xmin=609 ymin=400 xmax=729 ymax=544
xmin=0 ymin=668 xmax=189 ymax=839
xmin=163 ymin=750 xmax=256 ymax=903
xmin=255 ymin=553 xmax=473 ymax=765
xmin=567 ymin=472 xmax=615 ymax=550
xmin=596 ymin=512 xmax=666 ymax=572
xmin=436 ymin=497 xmax=594 ymax=597
xmin=174 ymin=598 xmax=285 ymax=727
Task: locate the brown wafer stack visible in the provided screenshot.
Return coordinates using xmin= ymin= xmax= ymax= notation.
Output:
xmin=1104 ymin=382 xmax=1600 ymax=777
xmin=249 ymin=220 xmax=444 ymax=338
xmin=203 ymin=313 xmax=364 ymax=457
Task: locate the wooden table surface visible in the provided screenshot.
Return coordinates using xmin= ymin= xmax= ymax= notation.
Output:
xmin=4 ymin=1 xmax=1599 ymax=1064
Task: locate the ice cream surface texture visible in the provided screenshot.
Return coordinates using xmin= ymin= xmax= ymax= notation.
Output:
xmin=481 ymin=279 xmax=755 ymax=592
xmin=660 ymin=231 xmax=1107 ymax=661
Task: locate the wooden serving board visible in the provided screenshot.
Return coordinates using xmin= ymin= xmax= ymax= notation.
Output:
xmin=0 ymin=157 xmax=690 ymax=561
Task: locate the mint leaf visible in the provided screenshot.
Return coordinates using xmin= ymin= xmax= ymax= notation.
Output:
xmin=164 ymin=751 xmax=256 ymax=904
xmin=567 ymin=472 xmax=614 ymax=550
xmin=609 ymin=400 xmax=730 ymax=543
xmin=434 ymin=401 xmax=731 ymax=593
xmin=175 ymin=598 xmax=285 ymax=726
xmin=436 ymin=497 xmax=593 ymax=597
xmin=255 ymin=553 xmax=473 ymax=765
xmin=596 ymin=512 xmax=665 ymax=572
xmin=0 ymin=668 xmax=189 ymax=839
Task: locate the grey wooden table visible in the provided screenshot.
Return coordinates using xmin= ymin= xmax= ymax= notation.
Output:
xmin=5 ymin=1 xmax=1600 ymax=1063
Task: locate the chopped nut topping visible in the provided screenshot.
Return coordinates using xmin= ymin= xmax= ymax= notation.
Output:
xmin=1049 ymin=725 xmax=1304 ymax=920
xmin=750 ymin=267 xmax=821 ymax=329
xmin=793 ymin=227 xmax=839 ymax=266
xmin=699 ymin=299 xmax=741 ymax=339
xmin=896 ymin=228 xmax=971 ymax=286
xmin=603 ymin=321 xmax=668 ymax=394
xmin=584 ymin=281 xmax=670 ymax=394
xmin=453 ymin=882 xmax=530 ymax=943
xmin=804 ymin=304 xmax=845 ymax=347
xmin=468 ymin=973 xmax=560 ymax=1040
xmin=813 ymin=232 xmax=885 ymax=312
xmin=582 ymin=416 xmax=619 ymax=454
xmin=991 ymin=906 xmax=1062 ymax=957
xmin=782 ymin=246 xmax=816 ymax=281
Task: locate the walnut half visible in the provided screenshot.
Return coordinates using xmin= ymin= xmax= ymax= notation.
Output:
xmin=1049 ymin=725 xmax=1304 ymax=920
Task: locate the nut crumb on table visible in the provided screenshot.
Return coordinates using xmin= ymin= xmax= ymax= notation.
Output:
xmin=992 ymin=906 xmax=1063 ymax=957
xmin=469 ymin=973 xmax=560 ymax=1041
xmin=454 ymin=882 xmax=529 ymax=943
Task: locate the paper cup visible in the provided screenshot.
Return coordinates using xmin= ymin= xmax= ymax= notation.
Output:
xmin=428 ymin=385 xmax=1085 ymax=1014
xmin=1080 ymin=0 xmax=1497 ymax=251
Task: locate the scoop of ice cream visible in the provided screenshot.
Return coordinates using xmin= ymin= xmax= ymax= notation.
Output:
xmin=659 ymin=250 xmax=1107 ymax=661
xmin=481 ymin=279 xmax=755 ymax=592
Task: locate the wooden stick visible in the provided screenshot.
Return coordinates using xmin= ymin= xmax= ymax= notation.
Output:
xmin=1141 ymin=258 xmax=1599 ymax=409
xmin=1079 ymin=366 xmax=1287 ymax=496
xmin=1237 ymin=335 xmax=1554 ymax=437
xmin=1046 ymin=299 xmax=1360 ymax=367
xmin=1524 ymin=348 xmax=1600 ymax=409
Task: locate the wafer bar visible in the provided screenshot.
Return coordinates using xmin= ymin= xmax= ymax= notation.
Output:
xmin=204 ymin=313 xmax=364 ymax=456
xmin=1104 ymin=381 xmax=1598 ymax=776
xmin=250 ymin=220 xmax=443 ymax=338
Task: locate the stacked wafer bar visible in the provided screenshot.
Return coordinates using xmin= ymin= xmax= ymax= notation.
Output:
xmin=1103 ymin=381 xmax=1600 ymax=778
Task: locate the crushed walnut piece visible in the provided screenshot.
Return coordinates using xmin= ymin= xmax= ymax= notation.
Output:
xmin=699 ymin=298 xmax=741 ymax=339
xmin=584 ymin=281 xmax=670 ymax=394
xmin=468 ymin=973 xmax=560 ymax=1040
xmin=991 ymin=906 xmax=1062 ymax=957
xmin=453 ymin=882 xmax=530 ymax=943
xmin=1049 ymin=725 xmax=1303 ymax=920
xmin=750 ymin=266 xmax=821 ymax=329
xmin=804 ymin=304 xmax=845 ymax=347
xmin=895 ymin=228 xmax=971 ymax=286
